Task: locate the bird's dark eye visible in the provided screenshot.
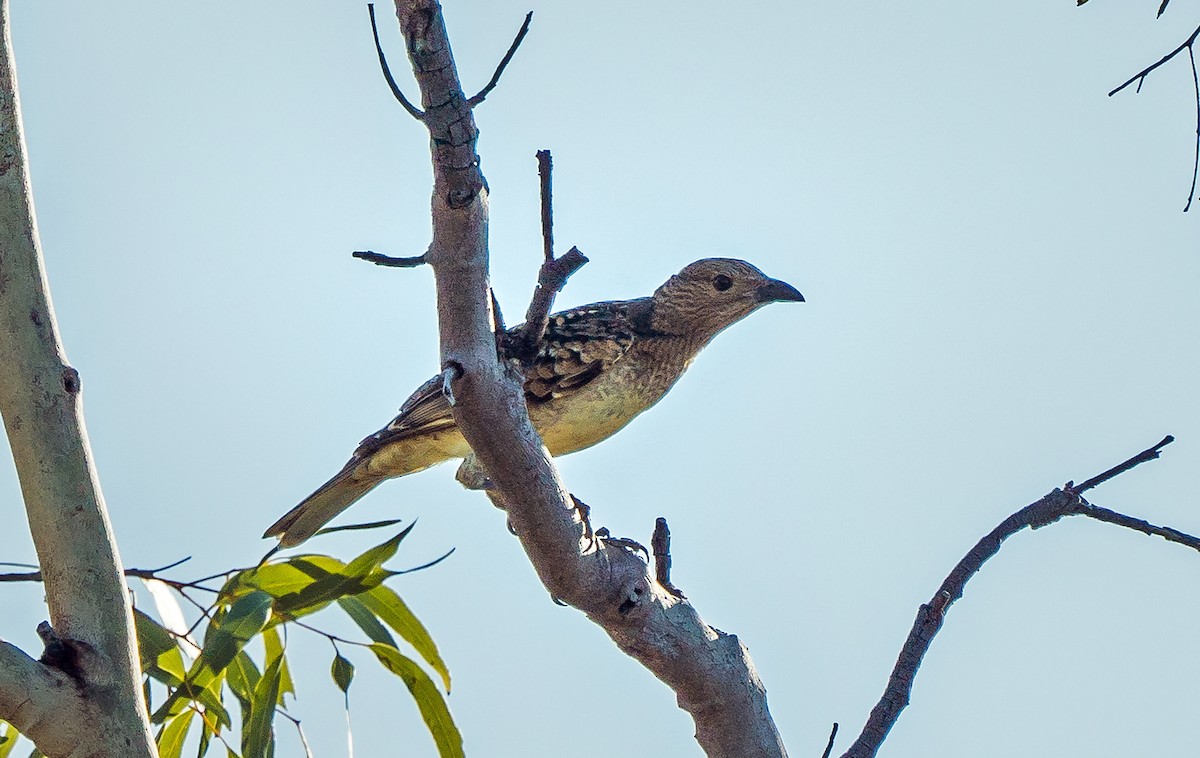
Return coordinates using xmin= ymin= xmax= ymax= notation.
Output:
xmin=712 ymin=274 xmax=733 ymax=292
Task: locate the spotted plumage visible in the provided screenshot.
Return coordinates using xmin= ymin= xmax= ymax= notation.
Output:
xmin=265 ymin=258 xmax=803 ymax=547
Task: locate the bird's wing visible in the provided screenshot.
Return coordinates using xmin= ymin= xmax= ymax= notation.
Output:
xmin=351 ymin=298 xmax=650 ymax=453
xmin=522 ymin=300 xmax=644 ymax=403
xmin=352 ymin=375 xmax=455 ymax=458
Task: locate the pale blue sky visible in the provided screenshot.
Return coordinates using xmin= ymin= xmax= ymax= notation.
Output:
xmin=4 ymin=2 xmax=1199 ymax=756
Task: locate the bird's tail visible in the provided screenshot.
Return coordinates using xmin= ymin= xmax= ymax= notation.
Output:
xmin=264 ymin=469 xmax=380 ymax=548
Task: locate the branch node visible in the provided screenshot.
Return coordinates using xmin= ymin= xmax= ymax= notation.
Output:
xmin=36 ymin=622 xmax=83 ymax=682
xmin=571 ymin=495 xmax=596 ymax=548
xmin=440 ymin=362 xmax=463 ymax=407
xmin=1068 ymin=434 xmax=1173 ymax=494
xmin=61 ymin=366 xmax=80 ymax=394
xmin=1108 ymin=23 xmax=1200 ymax=211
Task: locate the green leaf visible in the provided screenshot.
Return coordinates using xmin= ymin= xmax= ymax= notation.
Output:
xmin=358 ymin=585 xmax=451 ymax=692
xmin=194 ymin=592 xmax=272 ymax=686
xmin=261 ymin=627 xmax=294 ymax=704
xmin=152 ymin=592 xmax=269 ymax=725
xmin=225 ymin=650 xmax=261 ymax=710
xmin=337 ymin=596 xmax=396 ymax=647
xmin=368 ymin=643 xmax=463 ymax=758
xmin=197 ymin=716 xmax=214 ymax=758
xmin=134 ymin=609 xmax=188 ymax=684
xmin=345 ymin=524 xmax=416 ymax=578
xmin=315 ymin=518 xmax=404 ymax=536
xmin=242 ymin=652 xmax=283 ymax=758
xmin=263 ymin=556 xmax=383 ymax=621
xmin=331 ymin=654 xmax=355 ymax=696
xmin=157 ymin=709 xmax=194 ymax=758
xmin=0 ymin=722 xmax=18 ymax=758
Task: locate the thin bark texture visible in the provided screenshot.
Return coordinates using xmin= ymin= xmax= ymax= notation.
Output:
xmin=388 ymin=1 xmax=787 ymax=755
xmin=0 ymin=2 xmax=157 ymax=755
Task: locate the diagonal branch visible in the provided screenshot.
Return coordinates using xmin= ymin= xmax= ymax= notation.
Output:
xmin=1108 ymin=25 xmax=1200 ymax=96
xmin=841 ymin=436 xmax=1184 ymax=758
xmin=1109 ymin=23 xmax=1200 ymax=211
xmin=367 ymin=3 xmax=424 ymax=120
xmin=386 ymin=1 xmax=787 ymax=755
xmin=0 ymin=1 xmax=156 ymax=753
xmin=1068 ymin=434 xmax=1173 ymax=493
xmin=467 ymin=12 xmax=533 ymax=107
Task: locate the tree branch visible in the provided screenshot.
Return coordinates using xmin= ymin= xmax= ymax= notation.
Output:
xmin=368 ymin=3 xmax=423 ymax=119
xmin=0 ymin=2 xmax=156 ymax=753
xmin=0 ymin=642 xmax=83 ymax=757
xmin=386 ymin=1 xmax=787 ymax=754
xmin=466 ymin=11 xmax=533 ymax=107
xmin=352 ymin=249 xmax=429 ymax=267
xmin=509 ymin=150 xmax=589 ymax=360
xmin=841 ymin=437 xmax=1182 ymax=758
xmin=1109 ymin=23 xmax=1200 ymax=211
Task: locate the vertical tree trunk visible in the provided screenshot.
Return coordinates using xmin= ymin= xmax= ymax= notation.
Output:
xmin=0 ymin=2 xmax=157 ymax=755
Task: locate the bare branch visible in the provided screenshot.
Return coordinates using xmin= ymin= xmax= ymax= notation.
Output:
xmin=386 ymin=1 xmax=787 ymax=754
xmin=1189 ymin=44 xmax=1199 ymax=212
xmin=0 ymin=1 xmax=155 ymax=752
xmin=367 ymin=3 xmax=424 ymax=120
xmin=467 ymin=12 xmax=533 ymax=107
xmin=652 ymin=517 xmax=685 ymax=599
xmin=1067 ymin=434 xmax=1173 ymax=494
xmin=1109 ymin=24 xmax=1200 ymax=210
xmin=1108 ymin=25 xmax=1200 ymax=96
xmin=821 ymin=723 xmax=839 ymax=758
xmin=538 ymin=149 xmax=554 ymax=264
xmin=352 ymin=249 xmax=428 ymax=267
xmin=841 ymin=437 xmax=1183 ymax=758
xmin=1158 ymin=0 xmax=1171 ymax=18
xmin=509 ymin=150 xmax=589 ymax=360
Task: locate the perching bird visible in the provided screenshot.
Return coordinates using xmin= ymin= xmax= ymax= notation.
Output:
xmin=265 ymin=258 xmax=803 ymax=546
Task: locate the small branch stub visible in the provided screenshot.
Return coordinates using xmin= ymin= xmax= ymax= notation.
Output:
xmin=353 ymin=249 xmax=429 ymax=268
xmin=652 ymin=517 xmax=685 ymax=599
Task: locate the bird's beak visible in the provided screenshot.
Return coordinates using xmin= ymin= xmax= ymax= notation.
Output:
xmin=756 ymin=278 xmax=805 ymax=303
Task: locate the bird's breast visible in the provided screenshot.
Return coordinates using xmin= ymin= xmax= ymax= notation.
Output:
xmin=529 ymin=357 xmax=683 ymax=456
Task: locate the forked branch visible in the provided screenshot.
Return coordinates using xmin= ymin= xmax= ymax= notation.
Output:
xmin=378 ymin=1 xmax=787 ymax=754
xmin=511 ymin=150 xmax=589 ymax=360
xmin=1109 ymin=23 xmax=1200 ymax=211
xmin=839 ymin=436 xmax=1184 ymax=758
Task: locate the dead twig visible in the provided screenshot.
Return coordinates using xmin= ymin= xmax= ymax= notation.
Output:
xmin=1109 ymin=24 xmax=1200 ymax=211
xmin=821 ymin=723 xmax=839 ymax=758
xmin=842 ymin=436 xmax=1185 ymax=758
xmin=367 ymin=3 xmax=424 ymax=120
xmin=652 ymin=517 xmax=685 ymax=599
xmin=352 ymin=250 xmax=428 ymax=268
xmin=510 ymin=151 xmax=589 ymax=360
xmin=467 ymin=12 xmax=533 ymax=107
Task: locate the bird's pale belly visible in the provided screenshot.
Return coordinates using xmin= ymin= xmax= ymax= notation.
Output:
xmin=531 ymin=377 xmax=669 ymax=457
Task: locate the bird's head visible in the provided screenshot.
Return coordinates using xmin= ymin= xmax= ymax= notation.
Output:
xmin=650 ymin=258 xmax=803 ymax=340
